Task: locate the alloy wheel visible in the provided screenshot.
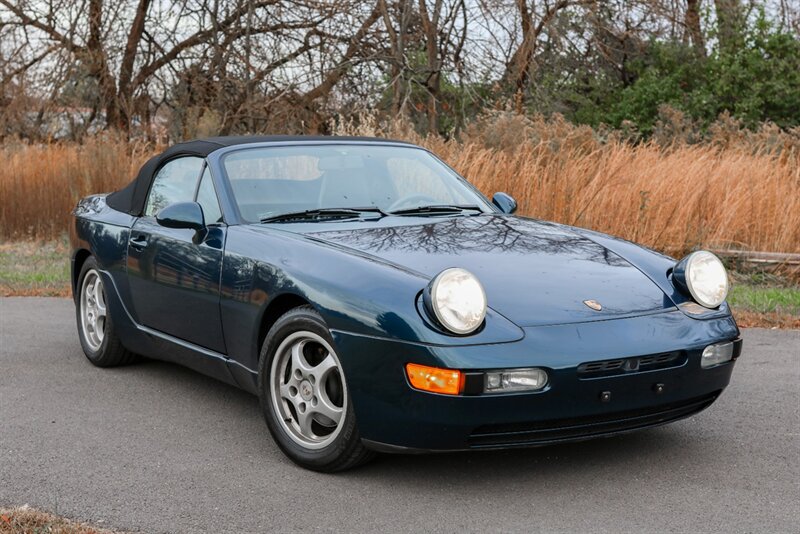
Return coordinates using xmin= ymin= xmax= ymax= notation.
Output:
xmin=80 ymin=269 xmax=107 ymax=351
xmin=270 ymin=331 xmax=347 ymax=450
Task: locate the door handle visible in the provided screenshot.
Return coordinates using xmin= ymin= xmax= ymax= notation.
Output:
xmin=129 ymin=233 xmax=149 ymax=250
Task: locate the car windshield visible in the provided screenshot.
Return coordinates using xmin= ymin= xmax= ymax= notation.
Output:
xmin=221 ymin=144 xmax=493 ymax=222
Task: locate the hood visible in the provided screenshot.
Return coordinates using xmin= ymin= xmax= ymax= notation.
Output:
xmin=308 ymin=215 xmax=675 ymax=327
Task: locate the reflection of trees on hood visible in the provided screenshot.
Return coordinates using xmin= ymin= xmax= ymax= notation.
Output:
xmin=312 ymin=215 xmax=628 ymax=267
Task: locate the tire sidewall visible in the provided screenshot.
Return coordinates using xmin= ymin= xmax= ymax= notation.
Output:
xmin=258 ymin=307 xmax=360 ymax=470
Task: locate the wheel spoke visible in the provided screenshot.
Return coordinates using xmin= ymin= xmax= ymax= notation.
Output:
xmin=290 ymin=340 xmax=313 ymax=374
xmin=311 ymin=353 xmax=337 ymax=383
xmin=296 ymin=406 xmax=315 ymax=437
xmin=279 ymin=382 xmax=295 ymax=402
xmin=314 ymin=387 xmax=343 ymax=425
xmin=95 ymin=281 xmax=106 ymax=317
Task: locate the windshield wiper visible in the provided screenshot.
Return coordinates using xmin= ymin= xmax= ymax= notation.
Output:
xmin=389 ymin=204 xmax=484 ymax=216
xmin=260 ymin=207 xmax=386 ymax=224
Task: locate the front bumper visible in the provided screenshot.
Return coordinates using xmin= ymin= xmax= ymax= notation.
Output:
xmin=332 ymin=310 xmax=741 ymax=452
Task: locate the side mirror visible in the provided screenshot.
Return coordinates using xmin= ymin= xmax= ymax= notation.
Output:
xmin=156 ymin=202 xmax=206 ymax=232
xmin=492 ymin=192 xmax=517 ymax=214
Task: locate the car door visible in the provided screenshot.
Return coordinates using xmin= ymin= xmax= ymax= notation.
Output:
xmin=127 ymin=158 xmax=227 ymax=353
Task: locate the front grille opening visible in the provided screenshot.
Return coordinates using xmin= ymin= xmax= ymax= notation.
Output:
xmin=468 ymin=391 xmax=719 ymax=448
xmin=577 ymin=351 xmax=686 ymax=378
xmin=580 ymin=359 xmax=625 ymax=374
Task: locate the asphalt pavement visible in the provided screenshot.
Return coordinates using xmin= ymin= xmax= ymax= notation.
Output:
xmin=1 ymin=297 xmax=798 ymax=533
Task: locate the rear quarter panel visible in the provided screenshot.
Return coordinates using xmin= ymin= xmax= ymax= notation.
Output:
xmin=71 ymin=195 xmax=135 ymax=308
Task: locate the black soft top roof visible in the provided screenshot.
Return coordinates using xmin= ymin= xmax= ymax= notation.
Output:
xmin=106 ymin=135 xmax=414 ymax=216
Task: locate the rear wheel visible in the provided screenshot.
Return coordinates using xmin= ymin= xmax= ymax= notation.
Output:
xmin=258 ymin=306 xmax=373 ymax=471
xmin=75 ymin=257 xmax=137 ymax=367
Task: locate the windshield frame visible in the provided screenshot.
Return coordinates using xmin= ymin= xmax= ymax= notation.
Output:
xmin=208 ymin=141 xmax=498 ymax=225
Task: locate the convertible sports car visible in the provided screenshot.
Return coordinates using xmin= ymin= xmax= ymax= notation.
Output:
xmin=71 ymin=136 xmax=742 ymax=471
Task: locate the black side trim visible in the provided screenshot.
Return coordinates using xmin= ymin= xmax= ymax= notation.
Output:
xmin=732 ymin=337 xmax=743 ymax=360
xmin=463 ymin=373 xmax=484 ymax=395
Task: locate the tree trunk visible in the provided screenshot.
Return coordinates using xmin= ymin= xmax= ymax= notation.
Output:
xmin=85 ymin=0 xmax=119 ymax=131
xmin=379 ymin=0 xmax=411 ymax=116
xmin=685 ymin=0 xmax=706 ymax=56
xmin=502 ymin=0 xmax=580 ymax=110
xmin=714 ymin=0 xmax=744 ymax=52
xmin=418 ymin=0 xmax=442 ymax=134
xmin=510 ymin=0 xmax=535 ymax=107
xmin=114 ymin=0 xmax=153 ymax=132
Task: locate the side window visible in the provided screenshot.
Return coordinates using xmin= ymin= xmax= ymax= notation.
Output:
xmin=144 ymin=157 xmax=203 ymax=217
xmin=195 ymin=167 xmax=223 ymax=224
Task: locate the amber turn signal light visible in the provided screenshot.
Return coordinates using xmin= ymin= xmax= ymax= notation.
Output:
xmin=406 ymin=363 xmax=463 ymax=395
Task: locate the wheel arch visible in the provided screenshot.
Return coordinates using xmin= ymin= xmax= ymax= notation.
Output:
xmin=72 ymin=248 xmax=93 ymax=300
xmin=256 ymin=293 xmax=312 ymax=363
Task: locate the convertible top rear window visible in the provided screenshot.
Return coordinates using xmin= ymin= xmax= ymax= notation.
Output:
xmin=221 ymin=145 xmax=492 ymax=222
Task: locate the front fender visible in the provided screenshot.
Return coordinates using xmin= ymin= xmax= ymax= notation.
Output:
xmin=219 ymin=225 xmax=524 ymax=373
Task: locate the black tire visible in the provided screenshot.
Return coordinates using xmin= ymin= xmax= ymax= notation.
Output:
xmin=258 ymin=305 xmax=374 ymax=472
xmin=75 ymin=256 xmax=138 ymax=367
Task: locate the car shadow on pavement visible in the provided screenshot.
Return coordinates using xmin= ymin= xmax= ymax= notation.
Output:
xmin=355 ymin=428 xmax=695 ymax=483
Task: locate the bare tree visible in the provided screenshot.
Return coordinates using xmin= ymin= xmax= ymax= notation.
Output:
xmin=1 ymin=0 xmax=797 ymax=140
xmin=509 ymin=2 xmax=592 ymax=95
xmin=415 ymin=0 xmax=468 ymax=133
xmin=0 ymin=0 xmax=382 ymax=134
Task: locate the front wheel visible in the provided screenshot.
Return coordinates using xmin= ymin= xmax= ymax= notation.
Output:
xmin=258 ymin=306 xmax=373 ymax=472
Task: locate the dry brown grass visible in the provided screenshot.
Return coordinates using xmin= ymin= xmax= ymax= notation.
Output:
xmin=733 ymin=309 xmax=800 ymax=329
xmin=1 ymin=114 xmax=799 ymax=257
xmin=443 ymin=139 xmax=800 ymax=255
xmin=341 ymin=112 xmax=800 ymax=256
xmin=0 ymin=136 xmax=154 ymax=240
xmin=0 ymin=505 xmax=122 ymax=533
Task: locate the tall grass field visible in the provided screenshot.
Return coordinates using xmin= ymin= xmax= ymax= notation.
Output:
xmin=1 ymin=114 xmax=798 ymax=257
